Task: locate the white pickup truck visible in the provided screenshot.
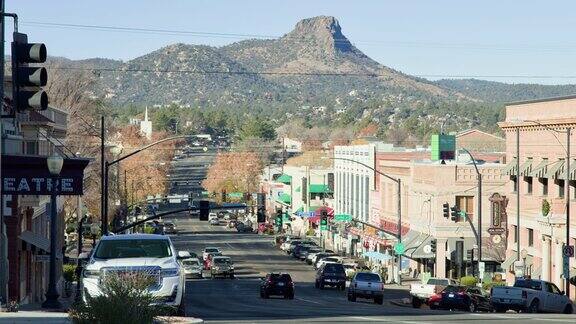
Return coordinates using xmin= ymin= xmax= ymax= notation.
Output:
xmin=491 ymin=278 xmax=573 ymax=314
xmin=410 ymin=277 xmax=458 ymax=308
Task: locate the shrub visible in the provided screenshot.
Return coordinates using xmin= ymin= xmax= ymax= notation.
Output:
xmin=63 ymin=264 xmax=77 ymax=282
xmin=460 ymin=276 xmax=478 ymax=287
xmin=143 ymin=226 xmax=155 ymax=234
xmin=542 ymin=199 xmax=551 ymax=216
xmin=483 ymin=280 xmax=506 ymax=292
xmin=305 ymin=228 xmax=315 ymax=236
xmin=69 ymin=272 xmax=173 ymax=324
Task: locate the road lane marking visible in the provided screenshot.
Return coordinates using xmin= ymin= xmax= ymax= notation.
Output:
xmin=226 ymin=242 xmax=237 ymax=250
xmin=296 ymin=297 xmax=324 ymax=305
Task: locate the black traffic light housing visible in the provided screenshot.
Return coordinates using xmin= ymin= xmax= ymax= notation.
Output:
xmin=467 ymin=249 xmax=474 ymax=261
xmin=257 ymin=209 xmax=266 ymax=223
xmin=221 ymin=190 xmax=227 ymax=203
xmin=275 ymin=208 xmax=283 ymax=227
xmin=450 ymin=205 xmax=460 ymax=222
xmin=199 ymin=200 xmax=210 ymax=221
xmin=442 ymin=203 xmax=449 ymax=218
xmin=320 ymin=209 xmax=328 ymax=227
xmin=11 ymin=32 xmax=48 ymax=113
xmin=430 ymin=239 xmax=437 ymax=254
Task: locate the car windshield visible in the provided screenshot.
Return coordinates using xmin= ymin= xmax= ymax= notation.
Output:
xmin=214 ymin=258 xmax=231 ymax=265
xmin=183 ymin=259 xmax=201 ymax=266
xmin=94 ymin=239 xmax=172 ymax=259
xmin=355 ymin=273 xmax=380 ymax=282
xmin=427 ymin=279 xmax=448 ymax=286
xmin=269 ymin=274 xmax=292 ymax=282
xmin=205 ymin=248 xmax=219 ymax=253
xmin=514 ymin=280 xmax=542 ymax=290
xmin=443 ymin=285 xmax=466 ymax=293
xmin=324 ymin=263 xmax=345 ymax=274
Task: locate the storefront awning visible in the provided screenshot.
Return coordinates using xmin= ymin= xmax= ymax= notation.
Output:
xmin=19 ymin=231 xmax=50 ymax=252
xmin=295 ymin=186 xmax=301 ymax=192
xmin=519 ymin=159 xmax=533 ymax=176
xmin=557 ymin=159 xmax=576 ymax=180
xmin=309 ymin=184 xmax=332 ymax=194
xmin=545 ymin=160 xmax=565 ymax=179
xmin=276 ymin=174 xmax=292 ymax=185
xmin=502 ymin=157 xmax=517 ymax=176
xmin=276 ymin=193 xmax=291 ymax=205
xmin=501 ymin=254 xmax=517 ymax=270
xmin=363 ymin=251 xmax=394 ymax=262
xmin=529 ymin=159 xmax=548 ymax=178
xmin=402 ymin=231 xmax=435 ymax=259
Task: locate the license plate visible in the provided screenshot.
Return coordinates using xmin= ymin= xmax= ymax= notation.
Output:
xmin=448 ymin=293 xmax=454 ymax=298
xmin=278 ymin=282 xmax=285 ymax=286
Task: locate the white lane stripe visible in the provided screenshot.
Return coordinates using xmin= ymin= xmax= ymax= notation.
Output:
xmin=538 ymin=319 xmax=576 ymax=323
xmin=296 ymin=297 xmax=324 ymax=305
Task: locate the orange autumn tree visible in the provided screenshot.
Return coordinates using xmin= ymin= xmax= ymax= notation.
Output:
xmin=202 ymin=152 xmax=262 ymax=199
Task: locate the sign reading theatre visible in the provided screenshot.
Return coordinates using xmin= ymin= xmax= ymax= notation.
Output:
xmin=1 ymin=155 xmax=89 ymax=195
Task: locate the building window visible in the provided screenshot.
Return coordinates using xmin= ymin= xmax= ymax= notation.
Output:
xmin=512 ymin=225 xmax=518 ymax=243
xmin=511 ymin=175 xmax=518 ymax=192
xmin=540 ymin=178 xmax=548 ymax=196
xmin=25 ymin=141 xmax=38 ymax=155
xmin=525 ymin=177 xmax=533 ymax=195
xmin=455 ymin=196 xmax=474 ymax=221
xmin=570 ymin=180 xmax=576 ymax=200
xmin=555 ymin=179 xmax=565 ymax=198
xmin=528 ymin=228 xmax=534 ymax=247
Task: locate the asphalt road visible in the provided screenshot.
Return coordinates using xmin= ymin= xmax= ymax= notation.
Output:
xmin=162 ymin=214 xmax=576 ymax=323
xmin=169 ymin=147 xmax=216 ymax=196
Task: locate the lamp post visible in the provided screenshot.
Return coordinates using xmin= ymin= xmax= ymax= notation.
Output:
xmin=42 ymin=153 xmax=64 ymax=309
xmin=323 ymin=156 xmax=403 ymax=285
xmin=460 ymin=148 xmax=482 ymax=277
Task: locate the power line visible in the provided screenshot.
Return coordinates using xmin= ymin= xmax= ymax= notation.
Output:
xmin=46 ymin=65 xmax=576 ymax=79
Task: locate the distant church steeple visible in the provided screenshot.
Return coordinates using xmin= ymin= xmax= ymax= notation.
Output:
xmin=140 ymin=106 xmax=153 ymax=140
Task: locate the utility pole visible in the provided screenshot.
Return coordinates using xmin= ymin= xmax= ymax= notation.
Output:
xmin=397 ymin=179 xmax=402 ymax=286
xmin=565 ymin=127 xmax=571 ymax=298
xmin=0 ymin=0 xmax=6 ymax=308
xmin=516 ymin=127 xmax=520 ymax=263
xmin=100 ymin=116 xmax=106 ymax=235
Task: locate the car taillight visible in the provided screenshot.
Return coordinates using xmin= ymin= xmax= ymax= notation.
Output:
xmin=522 ymin=291 xmax=527 ymax=299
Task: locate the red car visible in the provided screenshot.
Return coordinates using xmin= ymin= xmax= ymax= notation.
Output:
xmin=428 ymin=292 xmax=443 ymax=309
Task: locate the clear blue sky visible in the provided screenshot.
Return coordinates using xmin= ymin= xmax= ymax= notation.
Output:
xmin=8 ymin=0 xmax=576 ymax=84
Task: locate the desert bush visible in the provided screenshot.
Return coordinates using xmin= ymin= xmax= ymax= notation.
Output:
xmin=63 ymin=264 xmax=77 ymax=282
xmin=69 ymin=272 xmax=173 ymax=324
xmin=460 ymin=276 xmax=478 ymax=287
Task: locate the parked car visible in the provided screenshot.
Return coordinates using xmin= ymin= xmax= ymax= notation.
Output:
xmin=209 ymin=218 xmax=220 ymax=226
xmin=202 ymin=247 xmax=221 ymax=261
xmin=315 ymin=263 xmax=347 ymax=290
xmin=491 ymin=278 xmax=573 ymax=314
xmin=315 ymin=256 xmax=343 ymax=270
xmin=299 ymin=247 xmax=322 ymax=262
xmin=292 ymin=244 xmax=315 ymax=259
xmin=280 ymin=239 xmax=296 ymax=252
xmin=210 ymin=256 xmax=234 ymax=279
xmin=181 ymin=257 xmax=203 ymax=279
xmin=410 ymin=277 xmax=458 ymax=308
xmin=343 ymin=263 xmax=358 ymax=279
xmin=439 ymin=285 xmax=492 ymax=312
xmin=347 ymin=272 xmax=384 ymax=304
xmin=81 ymin=234 xmax=186 ymax=315
xmin=260 ymin=273 xmax=294 ymax=299
xmin=287 ymin=240 xmax=314 ymax=255
xmin=428 ymin=290 xmax=443 ymax=309
xmin=164 ymin=221 xmax=177 ymax=234
xmin=236 ymin=222 xmax=253 ymax=233
xmin=311 ymin=252 xmax=336 ymax=267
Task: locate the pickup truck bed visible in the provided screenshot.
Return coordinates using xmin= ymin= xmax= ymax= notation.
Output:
xmin=410 ymin=278 xmax=457 ymax=308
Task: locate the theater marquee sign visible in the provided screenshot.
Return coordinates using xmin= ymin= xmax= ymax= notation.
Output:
xmin=1 ymin=155 xmax=90 ymax=195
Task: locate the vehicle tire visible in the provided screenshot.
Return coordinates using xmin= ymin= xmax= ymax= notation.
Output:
xmin=563 ymin=304 xmax=573 ymax=314
xmin=230 ymin=273 xmax=234 ymax=279
xmin=319 ymin=282 xmax=324 ymax=289
xmin=468 ymin=302 xmax=477 ymax=313
xmin=315 ymin=281 xmax=319 ymax=289
xmin=340 ymin=284 xmax=346 ymax=291
xmin=430 ymin=305 xmax=438 ymax=310
xmin=527 ymin=299 xmax=540 ymax=313
xmin=350 ymin=293 xmax=357 ymax=302
xmin=211 ymin=273 xmax=215 ymax=279
xmin=375 ymin=297 xmax=384 ymax=305
xmin=176 ymin=302 xmax=186 ymax=317
xmin=288 ymin=293 xmax=294 ymax=300
xmin=412 ymin=297 xmax=422 ymax=308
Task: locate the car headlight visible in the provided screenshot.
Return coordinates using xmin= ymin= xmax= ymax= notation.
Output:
xmin=161 ymin=268 xmax=180 ymax=277
xmin=83 ymin=269 xmax=101 ymax=279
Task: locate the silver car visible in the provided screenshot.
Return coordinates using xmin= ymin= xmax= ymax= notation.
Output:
xmin=181 ymin=257 xmax=203 ymax=279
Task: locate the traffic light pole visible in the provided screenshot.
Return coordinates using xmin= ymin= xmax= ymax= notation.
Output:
xmin=461 ymin=148 xmax=482 ymax=279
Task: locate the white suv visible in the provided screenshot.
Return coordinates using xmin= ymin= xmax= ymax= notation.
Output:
xmin=81 ymin=234 xmax=187 ymax=315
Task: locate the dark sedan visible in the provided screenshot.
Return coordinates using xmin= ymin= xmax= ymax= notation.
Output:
xmin=439 ymin=285 xmax=492 ymax=312
xmin=260 ymin=273 xmax=294 ymax=299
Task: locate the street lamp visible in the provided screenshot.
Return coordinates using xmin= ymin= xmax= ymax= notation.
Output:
xmin=460 ymin=148 xmax=483 ymax=277
xmin=42 ymin=153 xmax=63 ymax=309
xmin=322 ymin=156 xmax=403 ymax=285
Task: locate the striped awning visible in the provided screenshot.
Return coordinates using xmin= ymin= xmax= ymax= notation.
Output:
xmin=557 ymin=159 xmax=576 ymax=180
xmin=519 ymin=159 xmax=533 ymax=176
xmin=545 ymin=160 xmax=565 ymax=179
xmin=529 ymin=159 xmax=549 ymax=178
xmin=503 ymin=157 xmax=518 ymax=176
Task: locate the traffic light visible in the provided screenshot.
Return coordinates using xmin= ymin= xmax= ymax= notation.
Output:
xmin=257 ymin=209 xmax=266 ymax=223
xmin=320 ymin=209 xmax=328 ymax=228
xmin=467 ymin=249 xmax=474 ymax=261
xmin=450 ymin=205 xmax=460 ymax=222
xmin=11 ymin=32 xmax=48 ymax=112
xmin=199 ymin=200 xmax=210 ymax=221
xmin=257 ymin=193 xmax=265 ymax=210
xmin=430 ymin=239 xmax=437 ymax=254
xmin=221 ymin=190 xmax=227 ymax=203
xmin=442 ymin=203 xmax=449 ymax=218
xmin=276 ymin=208 xmax=283 ymax=227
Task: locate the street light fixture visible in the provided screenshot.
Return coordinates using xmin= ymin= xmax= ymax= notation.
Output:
xmin=42 ymin=153 xmax=63 ymax=309
xmin=322 ymin=156 xmax=403 ymax=285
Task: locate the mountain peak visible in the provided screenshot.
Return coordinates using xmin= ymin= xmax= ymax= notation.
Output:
xmin=284 ymin=16 xmax=353 ymax=53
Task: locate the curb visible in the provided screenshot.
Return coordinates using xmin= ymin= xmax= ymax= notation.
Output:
xmin=155 ymin=316 xmax=204 ymax=323
xmin=389 ymin=298 xmax=412 ymax=308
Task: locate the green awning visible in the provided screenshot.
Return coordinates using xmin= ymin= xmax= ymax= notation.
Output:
xmin=294 ymin=207 xmax=303 ymax=213
xmin=228 ymin=192 xmax=243 ymax=198
xmin=295 ymin=186 xmax=301 ymax=192
xmin=276 ymin=193 xmax=291 ymax=204
xmin=309 ymin=184 xmax=332 ymax=194
xmin=276 ymin=174 xmax=292 ymax=185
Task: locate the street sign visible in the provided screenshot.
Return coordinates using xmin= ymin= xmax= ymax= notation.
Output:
xmin=514 ymin=260 xmax=524 ymax=278
xmin=334 ymin=214 xmax=352 ymax=222
xmin=487 ymin=227 xmax=506 ymax=235
xmin=394 ymin=242 xmax=405 ymax=255
xmin=563 ymin=245 xmax=574 ymax=257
